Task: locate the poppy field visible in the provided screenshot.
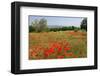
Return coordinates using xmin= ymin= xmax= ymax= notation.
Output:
xmin=29 ymin=31 xmax=87 ymax=60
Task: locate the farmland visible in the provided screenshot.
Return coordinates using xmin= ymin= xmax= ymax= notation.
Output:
xmin=29 ymin=31 xmax=87 ymax=60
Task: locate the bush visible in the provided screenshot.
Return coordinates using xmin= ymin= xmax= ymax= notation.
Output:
xmin=29 ymin=26 xmax=35 ymax=32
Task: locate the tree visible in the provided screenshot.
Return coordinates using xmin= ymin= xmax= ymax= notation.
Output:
xmin=38 ymin=18 xmax=48 ymax=32
xmin=31 ymin=18 xmax=48 ymax=32
xmin=80 ymin=18 xmax=87 ymax=31
xmin=72 ymin=26 xmax=75 ymax=30
xmin=31 ymin=19 xmax=39 ymax=32
xmin=29 ymin=25 xmax=35 ymax=32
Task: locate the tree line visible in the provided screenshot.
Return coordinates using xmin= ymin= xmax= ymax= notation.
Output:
xmin=29 ymin=18 xmax=87 ymax=32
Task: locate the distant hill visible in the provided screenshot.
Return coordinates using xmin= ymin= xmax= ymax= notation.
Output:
xmin=48 ymin=25 xmax=66 ymax=28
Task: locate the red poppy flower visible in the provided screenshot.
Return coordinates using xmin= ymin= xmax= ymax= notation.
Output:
xmin=57 ymin=47 xmax=62 ymax=52
xmin=49 ymin=47 xmax=55 ymax=53
xmin=57 ymin=56 xmax=64 ymax=59
xmin=44 ymin=51 xmax=50 ymax=57
xmin=31 ymin=51 xmax=37 ymax=57
xmin=44 ymin=47 xmax=54 ymax=57
xmin=64 ymin=47 xmax=70 ymax=51
xmin=65 ymin=52 xmax=73 ymax=57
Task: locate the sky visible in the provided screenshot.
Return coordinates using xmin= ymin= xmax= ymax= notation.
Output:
xmin=29 ymin=15 xmax=85 ymax=27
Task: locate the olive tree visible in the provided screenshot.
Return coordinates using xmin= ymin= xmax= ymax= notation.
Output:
xmin=31 ymin=18 xmax=48 ymax=32
xmin=38 ymin=18 xmax=48 ymax=32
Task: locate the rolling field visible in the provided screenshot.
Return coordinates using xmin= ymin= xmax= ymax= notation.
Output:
xmin=29 ymin=31 xmax=87 ymax=60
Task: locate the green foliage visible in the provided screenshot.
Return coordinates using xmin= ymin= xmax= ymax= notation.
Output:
xmin=49 ymin=26 xmax=80 ymax=32
xmin=38 ymin=18 xmax=48 ymax=32
xmin=31 ymin=18 xmax=48 ymax=32
xmin=29 ymin=25 xmax=35 ymax=32
xmin=80 ymin=18 xmax=87 ymax=31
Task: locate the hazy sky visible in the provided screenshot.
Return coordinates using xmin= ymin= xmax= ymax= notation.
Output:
xmin=29 ymin=15 xmax=84 ymax=27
